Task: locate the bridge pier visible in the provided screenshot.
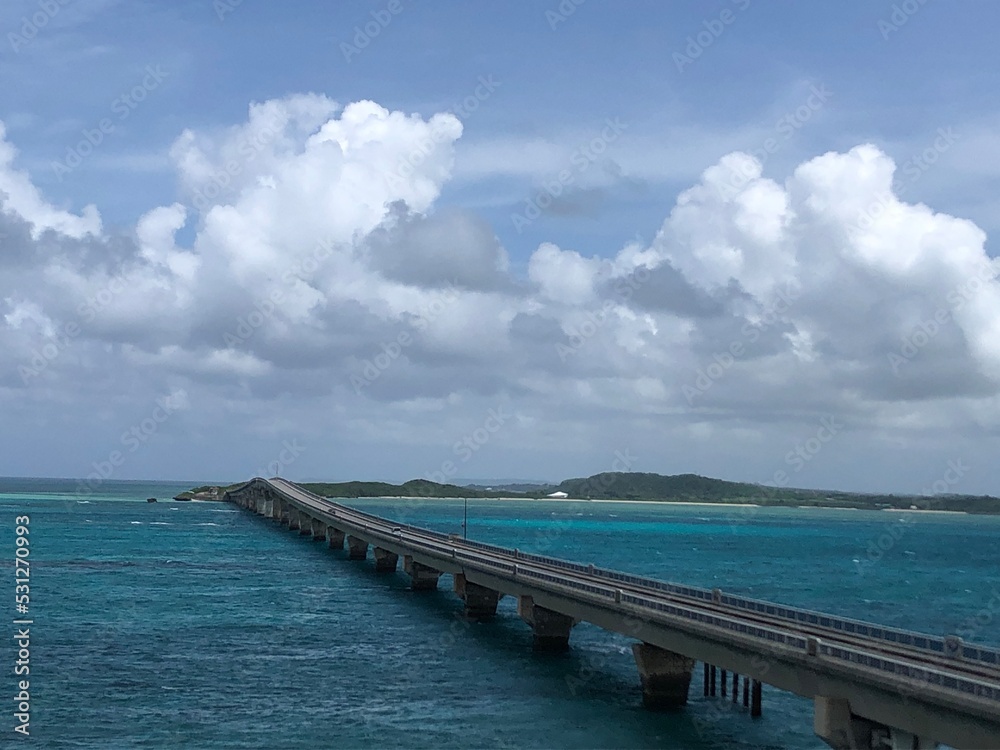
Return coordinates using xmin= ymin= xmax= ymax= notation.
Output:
xmin=814 ymin=697 xmax=937 ymax=750
xmin=347 ymin=535 xmax=368 ymax=560
xmin=632 ymin=643 xmax=695 ymax=709
xmin=328 ymin=528 xmax=345 ymax=550
xmin=374 ymin=547 xmax=398 ymax=572
xmin=271 ymin=498 xmax=283 ymax=521
xmin=311 ymin=519 xmax=326 ymax=540
xmin=262 ymin=497 xmax=273 ymax=516
xmin=454 ymin=573 xmax=501 ymax=621
xmin=288 ymin=508 xmax=300 ymax=531
xmin=403 ymin=556 xmax=441 ymax=590
xmin=518 ymin=596 xmax=575 ymax=651
xmin=299 ymin=513 xmax=314 ymax=535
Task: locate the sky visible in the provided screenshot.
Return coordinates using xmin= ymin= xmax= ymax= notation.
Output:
xmin=3 ymin=0 xmax=1000 ymax=493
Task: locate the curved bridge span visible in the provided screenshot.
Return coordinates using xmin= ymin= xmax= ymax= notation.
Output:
xmin=227 ymin=477 xmax=1000 ymax=750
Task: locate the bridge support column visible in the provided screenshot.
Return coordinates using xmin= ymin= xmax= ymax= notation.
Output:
xmin=272 ymin=498 xmax=283 ymax=521
xmin=328 ymin=528 xmax=345 ymax=550
xmin=347 ymin=535 xmax=368 ymax=560
xmin=299 ymin=514 xmax=314 ymax=535
xmin=403 ymin=556 xmax=441 ymax=590
xmin=311 ymin=519 xmax=326 ymax=541
xmin=374 ymin=547 xmax=398 ymax=572
xmin=813 ymin=697 xmax=937 ymax=750
xmin=454 ymin=573 xmax=501 ymax=621
xmin=262 ymin=498 xmax=273 ymax=517
xmin=631 ymin=643 xmax=695 ymax=709
xmin=288 ymin=508 xmax=300 ymax=531
xmin=518 ymin=596 xmax=575 ymax=651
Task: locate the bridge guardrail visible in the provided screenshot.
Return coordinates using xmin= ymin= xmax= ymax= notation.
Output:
xmin=819 ymin=643 xmax=1000 ymax=703
xmin=256 ymin=479 xmax=1000 ymax=677
xmin=448 ymin=510 xmax=1000 ymax=671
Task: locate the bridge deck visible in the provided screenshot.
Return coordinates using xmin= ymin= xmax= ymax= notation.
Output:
xmin=230 ymin=477 xmax=1000 ymax=750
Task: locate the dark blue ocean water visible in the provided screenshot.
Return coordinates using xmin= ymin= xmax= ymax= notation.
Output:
xmin=1 ymin=478 xmax=997 ymax=749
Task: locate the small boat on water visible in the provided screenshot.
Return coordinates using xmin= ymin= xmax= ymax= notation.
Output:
xmin=146 ymin=497 xmax=157 ymax=503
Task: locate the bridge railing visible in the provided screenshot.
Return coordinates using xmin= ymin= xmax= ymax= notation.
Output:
xmin=818 ymin=642 xmax=1000 ymax=703
xmin=453 ymin=520 xmax=1000 ymax=671
xmin=256 ymin=479 xmax=1000 ymax=672
xmin=452 ymin=546 xmax=1000 ymax=704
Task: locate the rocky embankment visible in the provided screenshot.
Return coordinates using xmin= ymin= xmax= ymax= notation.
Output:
xmin=173 ymin=486 xmax=226 ymax=501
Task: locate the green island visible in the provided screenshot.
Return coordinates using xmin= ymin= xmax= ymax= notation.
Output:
xmin=175 ymin=472 xmax=1000 ymax=515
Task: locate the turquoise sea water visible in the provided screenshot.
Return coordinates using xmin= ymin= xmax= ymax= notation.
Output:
xmin=1 ymin=478 xmax=997 ymax=749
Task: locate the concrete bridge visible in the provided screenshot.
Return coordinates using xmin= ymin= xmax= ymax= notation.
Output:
xmin=226 ymin=477 xmax=1000 ymax=750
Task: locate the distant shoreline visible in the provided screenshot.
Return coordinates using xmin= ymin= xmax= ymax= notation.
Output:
xmin=175 ymin=473 xmax=1000 ymax=516
xmin=343 ymin=496 xmax=978 ymax=514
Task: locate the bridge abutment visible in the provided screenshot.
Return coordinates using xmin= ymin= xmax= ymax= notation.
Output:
xmin=347 ymin=535 xmax=368 ymax=560
xmin=814 ymin=697 xmax=938 ymax=750
xmin=518 ymin=596 xmax=575 ymax=651
xmin=454 ymin=573 xmax=501 ymax=621
xmin=404 ymin=556 xmax=441 ymax=590
xmin=632 ymin=642 xmax=695 ymax=709
xmin=374 ymin=547 xmax=399 ymax=572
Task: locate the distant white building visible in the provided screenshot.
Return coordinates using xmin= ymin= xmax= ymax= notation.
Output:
xmin=547 ymin=491 xmax=569 ymax=499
